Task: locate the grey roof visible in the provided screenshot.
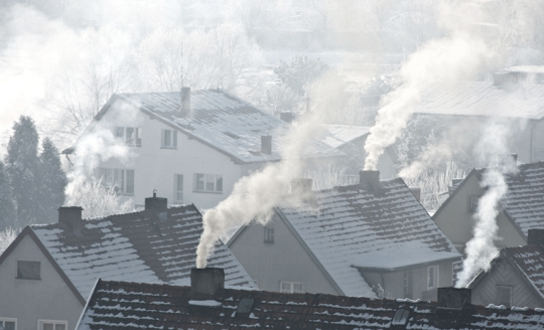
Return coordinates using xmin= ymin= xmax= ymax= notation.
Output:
xmin=273 ymin=178 xmax=461 ymax=296
xmin=75 ymin=89 xmax=345 ymax=163
xmin=318 ymin=125 xmax=371 ymax=148
xmin=31 ymin=204 xmax=256 ymax=299
xmin=77 ymin=280 xmax=544 ymax=330
xmin=413 ymin=80 xmax=544 ymax=120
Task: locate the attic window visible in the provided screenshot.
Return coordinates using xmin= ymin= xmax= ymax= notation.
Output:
xmin=223 ymin=131 xmax=240 ymax=139
xmin=236 ymin=298 xmax=255 ymax=316
xmin=264 ymin=227 xmax=274 ymax=243
xmin=17 ymin=261 xmax=40 ymax=280
xmin=392 ymin=309 xmax=410 ymax=326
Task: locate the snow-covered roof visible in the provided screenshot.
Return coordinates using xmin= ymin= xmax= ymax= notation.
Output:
xmin=82 ymin=89 xmax=344 ymax=163
xmin=276 ymin=177 xmax=461 ymax=296
xmin=31 ymin=204 xmax=256 ymax=299
xmin=413 ymin=80 xmax=544 ymax=120
xmin=502 ymin=244 xmax=544 ymax=301
xmin=77 ymin=279 xmax=544 ymax=330
xmin=318 ymin=124 xmax=371 ymax=148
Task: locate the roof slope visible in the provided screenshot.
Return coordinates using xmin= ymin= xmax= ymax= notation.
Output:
xmin=77 ymin=280 xmax=544 ymax=330
xmin=414 ymin=80 xmax=544 ymax=119
xmin=498 ymin=162 xmax=544 ymax=237
xmin=503 ymin=245 xmax=544 ymax=300
xmin=277 ymin=178 xmax=461 ymax=296
xmin=318 ymin=124 xmax=371 ymax=148
xmin=31 ymin=204 xmax=256 ymax=298
xmin=94 ymin=90 xmax=344 ymax=163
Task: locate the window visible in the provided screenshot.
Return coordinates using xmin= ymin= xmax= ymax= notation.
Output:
xmin=497 ymin=285 xmax=512 ymax=307
xmin=17 ymin=261 xmax=40 ymax=280
xmin=469 ymin=196 xmax=479 ymax=213
xmin=174 ymin=174 xmax=183 ymax=203
xmin=0 ymin=318 xmax=16 ymax=330
xmin=115 ymin=127 xmax=141 ymax=147
xmin=280 ymin=282 xmax=303 ymax=294
xmin=264 ymin=227 xmax=274 ymax=243
xmin=161 ymin=129 xmax=178 ymax=149
xmin=194 ymin=173 xmax=223 ymax=193
xmin=98 ymin=168 xmax=135 ymax=195
xmin=427 ymin=266 xmax=439 ymax=290
xmin=403 ymin=271 xmax=413 ymax=299
xmin=38 ymin=320 xmax=67 ymax=330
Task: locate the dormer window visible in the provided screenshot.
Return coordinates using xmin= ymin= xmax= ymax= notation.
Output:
xmin=161 ymin=129 xmax=177 ymax=149
xmin=115 ymin=127 xmax=141 ymax=147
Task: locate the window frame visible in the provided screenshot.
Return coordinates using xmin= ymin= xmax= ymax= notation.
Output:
xmin=0 ymin=317 xmax=17 ymax=330
xmin=38 ymin=320 xmax=67 ymax=330
xmin=280 ymin=281 xmax=303 ymax=294
xmin=496 ymin=285 xmax=512 ymax=308
xmin=403 ymin=271 xmax=413 ymax=299
xmin=114 ymin=127 xmax=141 ymax=147
xmin=193 ymin=173 xmax=223 ymax=194
xmin=264 ymin=227 xmax=274 ymax=243
xmin=427 ymin=265 xmax=439 ymax=290
xmin=469 ymin=195 xmax=479 ymax=213
xmin=16 ymin=260 xmax=41 ymax=280
xmin=98 ymin=168 xmax=135 ymax=196
xmin=161 ymin=129 xmax=178 ymax=149
xmin=174 ymin=174 xmax=184 ymax=203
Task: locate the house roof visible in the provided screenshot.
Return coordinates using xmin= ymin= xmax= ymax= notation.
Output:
xmin=65 ymin=90 xmax=345 ymax=164
xmin=77 ymin=279 xmax=544 ymax=330
xmin=469 ymin=244 xmax=544 ymax=303
xmin=231 ymin=177 xmax=460 ymax=297
xmin=30 ymin=204 xmax=256 ymax=299
xmin=413 ymin=80 xmax=544 ymax=120
xmin=318 ymin=125 xmax=371 ymax=148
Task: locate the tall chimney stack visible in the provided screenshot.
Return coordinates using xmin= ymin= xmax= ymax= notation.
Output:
xmin=145 ymin=191 xmax=168 ymax=221
xmin=180 ymin=87 xmax=191 ymax=116
xmin=359 ymin=170 xmax=380 ymax=193
xmin=58 ymin=206 xmax=83 ymax=233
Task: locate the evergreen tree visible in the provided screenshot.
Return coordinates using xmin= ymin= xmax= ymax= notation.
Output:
xmin=38 ymin=138 xmax=67 ymax=223
xmin=5 ymin=116 xmax=41 ymax=227
xmin=0 ymin=162 xmax=16 ymax=230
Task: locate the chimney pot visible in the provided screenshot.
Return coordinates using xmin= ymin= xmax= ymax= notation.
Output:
xmin=58 ymin=206 xmax=83 ymax=233
xmin=437 ymin=287 xmax=471 ymax=308
xmin=527 ymin=229 xmax=544 ymax=247
xmin=191 ymin=268 xmax=225 ymax=298
xmin=359 ymin=170 xmax=380 ymax=193
xmin=180 ymin=87 xmax=191 ymax=116
xmin=261 ymin=135 xmax=272 ymax=155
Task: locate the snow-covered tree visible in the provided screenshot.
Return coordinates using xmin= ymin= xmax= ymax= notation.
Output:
xmin=66 ymin=177 xmax=134 ymax=219
xmin=0 ymin=162 xmax=15 ymax=230
xmin=274 ymin=55 xmax=329 ymax=96
xmin=38 ymin=138 xmax=67 ymax=223
xmin=0 ymin=227 xmax=17 ymax=254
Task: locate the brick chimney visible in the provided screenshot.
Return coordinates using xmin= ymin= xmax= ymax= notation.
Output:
xmin=191 ymin=268 xmax=225 ymax=299
xmin=180 ymin=87 xmax=191 ymax=116
xmin=359 ymin=170 xmax=380 ymax=193
xmin=437 ymin=287 xmax=471 ymax=308
xmin=527 ymin=229 xmax=544 ymax=247
xmin=145 ymin=191 xmax=168 ymax=221
xmin=58 ymin=206 xmax=83 ymax=233
xmin=261 ymin=135 xmax=272 ymax=155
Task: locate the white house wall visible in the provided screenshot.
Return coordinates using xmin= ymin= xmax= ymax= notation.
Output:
xmin=97 ymin=100 xmax=246 ymax=209
xmin=0 ymin=235 xmax=83 ymax=330
xmin=228 ymin=213 xmax=340 ymax=295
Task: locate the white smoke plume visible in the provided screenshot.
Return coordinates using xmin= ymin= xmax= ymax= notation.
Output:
xmin=455 ymin=121 xmax=516 ymax=288
xmin=364 ymin=1 xmax=495 ymax=171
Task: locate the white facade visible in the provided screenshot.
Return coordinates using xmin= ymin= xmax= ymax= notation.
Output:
xmin=94 ymin=98 xmax=265 ymax=209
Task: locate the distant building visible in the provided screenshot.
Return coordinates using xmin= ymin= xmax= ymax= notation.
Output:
xmin=412 ymin=74 xmax=544 ymax=165
xmin=433 ymin=161 xmax=544 ymax=253
xmin=75 ymin=268 xmax=544 ymax=330
xmin=317 ymin=124 xmax=398 ymax=179
xmin=0 ymin=195 xmax=255 ymax=330
xmin=469 ymin=229 xmax=544 ymax=309
xmin=63 ymin=88 xmax=344 ymax=209
xmin=228 ymin=171 xmax=461 ymax=300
